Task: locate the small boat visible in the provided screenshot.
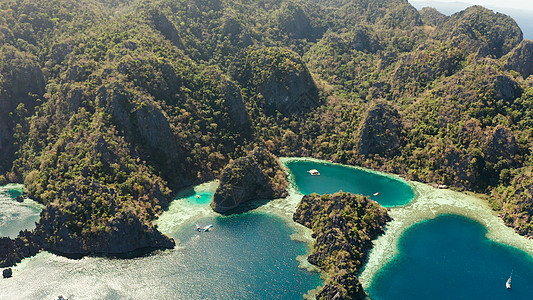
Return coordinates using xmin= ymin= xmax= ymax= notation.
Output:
xmin=195 ymin=195 xmax=201 ymax=198
xmin=506 ymin=271 xmax=512 ymax=289
xmin=307 ymin=169 xmax=320 ymax=176
xmin=195 ymin=224 xmax=202 ymax=232
xmin=203 ymin=224 xmax=213 ymax=232
xmin=373 ymin=192 xmax=379 ymax=196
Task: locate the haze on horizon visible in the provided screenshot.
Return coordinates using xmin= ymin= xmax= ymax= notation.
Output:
xmin=409 ymin=0 xmax=533 ymax=11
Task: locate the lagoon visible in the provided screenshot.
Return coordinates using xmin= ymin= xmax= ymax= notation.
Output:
xmin=368 ymin=215 xmax=533 ymax=299
xmin=285 ymin=159 xmax=415 ymax=207
xmin=0 ymin=185 xmax=322 ymax=299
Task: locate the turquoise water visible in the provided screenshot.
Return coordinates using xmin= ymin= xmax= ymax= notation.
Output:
xmin=0 ymin=184 xmax=42 ymax=238
xmin=0 ymin=187 xmax=322 ymax=299
xmin=285 ymin=160 xmax=415 ymax=207
xmin=171 ymin=213 xmax=322 ymax=299
xmin=184 ymin=191 xmax=213 ymax=205
xmin=368 ymin=215 xmax=533 ymax=299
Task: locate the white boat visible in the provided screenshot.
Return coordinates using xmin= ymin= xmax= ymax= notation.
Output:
xmin=506 ymin=271 xmax=512 ymax=289
xmin=373 ymin=192 xmax=379 ymax=196
xmin=506 ymin=277 xmax=511 ymax=289
xmin=195 ymin=224 xmax=202 ymax=232
xmin=203 ymin=224 xmax=213 ymax=232
xmin=307 ymin=169 xmax=320 ymax=176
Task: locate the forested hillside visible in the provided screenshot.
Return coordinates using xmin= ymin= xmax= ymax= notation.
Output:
xmin=1 ymin=0 xmax=533 ymax=277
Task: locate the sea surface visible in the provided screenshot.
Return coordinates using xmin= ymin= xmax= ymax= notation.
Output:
xmin=0 ymin=184 xmax=42 ymax=238
xmin=285 ymin=160 xmax=415 ymax=207
xmin=368 ymin=215 xmax=533 ymax=299
xmin=0 ymin=186 xmax=322 ymax=299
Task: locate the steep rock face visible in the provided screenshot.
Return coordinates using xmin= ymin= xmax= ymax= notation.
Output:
xmin=293 ymin=192 xmax=391 ymax=300
xmin=504 ymin=40 xmax=533 ymax=78
xmin=0 ymin=46 xmax=45 ymax=173
xmin=35 ymin=204 xmax=174 ymax=255
xmin=0 ymin=230 xmax=41 ymax=268
xmin=355 ymin=101 xmax=404 ymax=156
xmin=98 ymin=84 xmax=189 ymax=188
xmin=277 ymin=2 xmax=322 ymax=40
xmin=211 ymin=148 xmax=287 ymax=213
xmin=438 ymin=6 xmax=522 ymax=58
xmin=491 ymin=167 xmax=533 ymax=238
xmin=148 ymin=9 xmax=183 ymax=48
xmin=232 ymin=47 xmax=320 ymax=115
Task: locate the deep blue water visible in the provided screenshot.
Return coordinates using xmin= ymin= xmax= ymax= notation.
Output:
xmin=170 ymin=213 xmax=322 ymax=299
xmin=285 ymin=160 xmax=415 ymax=207
xmin=368 ymin=215 xmax=533 ymax=299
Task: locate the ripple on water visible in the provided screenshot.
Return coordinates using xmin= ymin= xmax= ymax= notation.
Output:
xmin=282 ymin=158 xmax=415 ymax=207
xmin=0 ymin=184 xmax=43 ymax=238
xmin=368 ymin=215 xmax=533 ymax=299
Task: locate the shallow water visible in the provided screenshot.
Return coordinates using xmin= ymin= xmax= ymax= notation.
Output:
xmin=284 ymin=160 xmax=415 ymax=207
xmin=0 ymin=183 xmax=322 ymax=299
xmin=0 ymin=184 xmax=42 ymax=238
xmin=368 ymin=215 xmax=533 ymax=299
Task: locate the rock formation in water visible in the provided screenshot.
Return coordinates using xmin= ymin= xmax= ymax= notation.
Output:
xmin=0 ymin=230 xmax=41 ymax=268
xmin=294 ymin=192 xmax=391 ymax=299
xmin=3 ymin=268 xmax=12 ymax=278
xmin=211 ymin=148 xmax=288 ymax=213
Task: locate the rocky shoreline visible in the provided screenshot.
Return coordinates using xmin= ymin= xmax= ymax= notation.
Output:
xmin=211 ymin=148 xmax=288 ymax=213
xmin=293 ymin=192 xmax=391 ymax=299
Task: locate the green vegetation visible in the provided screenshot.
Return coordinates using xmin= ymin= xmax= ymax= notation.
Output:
xmin=211 ymin=147 xmax=287 ymax=213
xmin=294 ymin=192 xmax=390 ymax=299
xmin=1 ymin=0 xmax=533 ymax=281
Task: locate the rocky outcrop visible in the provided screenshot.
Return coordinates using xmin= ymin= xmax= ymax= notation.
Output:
xmin=419 ymin=7 xmax=448 ymax=27
xmin=504 ymin=40 xmax=533 ymax=78
xmin=232 ymin=47 xmax=320 ymax=115
xmin=2 ymin=268 xmax=12 ymax=278
xmin=293 ymin=192 xmax=391 ymax=300
xmin=277 ymin=2 xmax=322 ymax=40
xmin=35 ymin=204 xmax=174 ymax=255
xmin=0 ymin=230 xmax=41 ymax=268
xmin=148 ymin=9 xmax=183 ymax=48
xmin=211 ymin=148 xmax=288 ymax=213
xmin=0 ymin=46 xmax=45 ymax=173
xmin=437 ymin=6 xmax=522 ymax=58
xmin=355 ymin=101 xmax=404 ymax=156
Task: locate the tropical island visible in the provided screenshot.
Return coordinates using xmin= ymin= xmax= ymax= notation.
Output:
xmin=1 ymin=0 xmax=533 ymax=298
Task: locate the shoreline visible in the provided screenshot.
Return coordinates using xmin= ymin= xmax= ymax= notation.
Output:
xmin=359 ymin=181 xmax=533 ymax=289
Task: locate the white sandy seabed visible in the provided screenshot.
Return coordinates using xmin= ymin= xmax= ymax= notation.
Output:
xmin=277 ymin=157 xmax=533 ymax=290
xmin=102 ymin=156 xmax=533 ymax=295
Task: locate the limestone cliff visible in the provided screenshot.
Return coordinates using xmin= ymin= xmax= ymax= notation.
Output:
xmin=211 ymin=148 xmax=288 ymax=213
xmin=504 ymin=40 xmax=533 ymax=78
xmin=231 ymin=47 xmax=320 ymax=115
xmin=293 ymin=192 xmax=390 ymax=299
xmin=355 ymin=101 xmax=404 ymax=156
xmin=35 ymin=204 xmax=174 ymax=255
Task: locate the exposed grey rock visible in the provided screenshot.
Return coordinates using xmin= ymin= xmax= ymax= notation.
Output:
xmin=355 ymin=101 xmax=404 ymax=156
xmin=3 ymin=268 xmax=12 ymax=278
xmin=504 ymin=40 xmax=533 ymax=78
xmin=211 ymin=148 xmax=287 ymax=213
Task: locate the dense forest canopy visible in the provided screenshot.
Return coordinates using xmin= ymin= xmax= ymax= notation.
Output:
xmin=1 ymin=0 xmax=533 ymax=268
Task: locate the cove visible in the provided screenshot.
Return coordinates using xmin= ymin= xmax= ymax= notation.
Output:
xmin=368 ymin=214 xmax=533 ymax=299
xmin=0 ymin=184 xmax=42 ymax=238
xmin=0 ymin=184 xmax=322 ymax=299
xmin=284 ymin=159 xmax=415 ymax=207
